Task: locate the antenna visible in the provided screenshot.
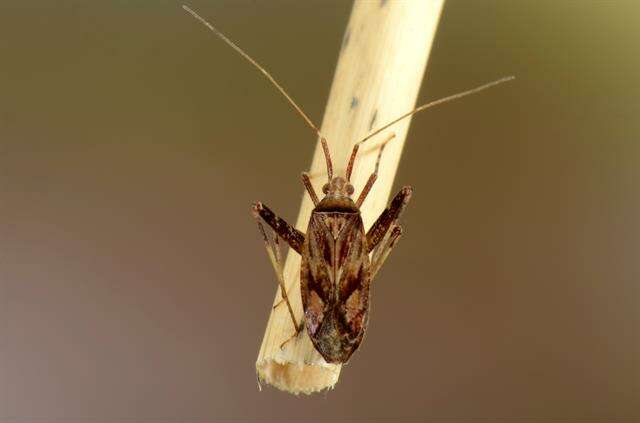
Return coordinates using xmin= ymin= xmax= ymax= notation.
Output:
xmin=182 ymin=5 xmax=334 ymax=181
xmin=355 ymin=76 xmax=515 ymax=146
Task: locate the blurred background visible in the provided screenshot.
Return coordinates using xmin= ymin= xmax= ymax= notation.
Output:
xmin=0 ymin=0 xmax=637 ymax=421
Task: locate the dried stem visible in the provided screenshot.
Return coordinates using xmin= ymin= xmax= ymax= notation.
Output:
xmin=256 ymin=0 xmax=445 ymax=394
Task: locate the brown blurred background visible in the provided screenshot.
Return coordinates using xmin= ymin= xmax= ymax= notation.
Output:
xmin=0 ymin=0 xmax=638 ymax=421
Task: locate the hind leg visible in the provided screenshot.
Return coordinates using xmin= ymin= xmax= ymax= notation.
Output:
xmin=252 ymin=214 xmax=303 ymax=347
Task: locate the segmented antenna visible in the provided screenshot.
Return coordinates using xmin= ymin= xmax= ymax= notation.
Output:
xmin=182 ymin=5 xmax=335 ymax=180
xmin=182 ymin=5 xmax=514 ymax=183
xmin=182 ymin=5 xmax=322 ymax=137
xmin=356 ymin=76 xmax=515 ymax=146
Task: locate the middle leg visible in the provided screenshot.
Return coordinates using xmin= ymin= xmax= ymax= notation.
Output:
xmin=366 ymin=185 xmax=413 ymax=253
xmin=252 ymin=202 xmax=305 ymax=254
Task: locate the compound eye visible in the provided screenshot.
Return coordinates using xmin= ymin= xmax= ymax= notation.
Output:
xmin=322 ymin=183 xmax=330 ymax=194
xmin=346 ymin=184 xmax=355 ymax=196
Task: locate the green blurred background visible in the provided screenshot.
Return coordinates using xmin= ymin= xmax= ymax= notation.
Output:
xmin=1 ymin=0 xmax=637 ymax=421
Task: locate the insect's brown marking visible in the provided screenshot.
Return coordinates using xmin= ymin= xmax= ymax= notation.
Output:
xmin=307 ymin=214 xmax=336 ymax=292
xmin=369 ymin=109 xmax=378 ymax=130
xmin=344 ymin=289 xmax=365 ymax=332
xmin=315 ymin=216 xmax=334 ymax=269
xmin=341 ymin=259 xmax=365 ymax=299
xmin=336 ymin=232 xmax=352 ymax=269
xmin=328 ymin=215 xmax=346 ymax=239
xmin=335 ymin=216 xmax=360 ymax=270
xmin=345 ymin=290 xmax=361 ymax=320
xmin=305 ymin=290 xmax=325 ymax=335
xmin=350 ymin=96 xmax=359 ymax=109
xmin=380 ymin=0 xmax=388 ymax=7
xmin=304 ymin=252 xmax=330 ymax=305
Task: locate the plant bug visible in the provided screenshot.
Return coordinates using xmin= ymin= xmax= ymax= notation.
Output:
xmin=182 ymin=5 xmax=513 ymax=364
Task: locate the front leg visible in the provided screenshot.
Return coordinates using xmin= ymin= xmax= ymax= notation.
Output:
xmin=252 ymin=202 xmax=305 ymax=254
xmin=366 ymin=186 xmax=412 ymax=253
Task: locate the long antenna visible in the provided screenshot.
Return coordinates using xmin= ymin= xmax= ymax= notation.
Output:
xmin=182 ymin=5 xmax=335 ymax=181
xmin=182 ymin=5 xmax=321 ymax=138
xmin=356 ymin=76 xmax=515 ymax=146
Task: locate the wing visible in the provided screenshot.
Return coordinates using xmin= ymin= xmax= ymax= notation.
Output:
xmin=335 ymin=214 xmax=370 ymax=338
xmin=301 ymin=212 xmax=370 ymax=345
xmin=300 ymin=212 xmax=335 ymax=337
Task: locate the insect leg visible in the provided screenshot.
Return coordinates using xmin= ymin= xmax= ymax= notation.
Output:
xmin=252 ymin=202 xmax=305 ymax=254
xmin=355 ymin=133 xmax=396 ymax=208
xmin=370 ymin=224 xmax=403 ymax=279
xmin=272 ymin=297 xmax=285 ymax=309
xmin=271 ymin=229 xmax=305 ymax=349
xmin=279 ymin=320 xmax=305 ymax=349
xmin=301 ymin=172 xmax=319 ymax=206
xmin=366 ymin=186 xmax=413 ymax=253
xmin=253 ymin=216 xmax=301 ymax=340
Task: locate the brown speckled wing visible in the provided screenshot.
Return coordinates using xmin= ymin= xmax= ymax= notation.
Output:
xmin=300 ymin=212 xmax=334 ymax=337
xmin=301 ymin=212 xmax=370 ymax=343
xmin=335 ymin=214 xmax=370 ymax=338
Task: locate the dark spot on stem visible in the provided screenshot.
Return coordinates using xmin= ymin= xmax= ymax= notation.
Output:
xmin=350 ymin=97 xmax=359 ymax=109
xmin=369 ymin=109 xmax=378 ymax=130
xmin=380 ymin=0 xmax=388 ymax=7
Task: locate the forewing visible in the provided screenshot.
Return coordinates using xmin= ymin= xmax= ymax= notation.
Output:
xmin=335 ymin=214 xmax=370 ymax=337
xmin=300 ymin=213 xmax=335 ymax=336
xmin=301 ymin=211 xmax=371 ymax=357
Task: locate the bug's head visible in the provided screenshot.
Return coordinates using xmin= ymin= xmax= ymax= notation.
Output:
xmin=322 ymin=176 xmax=354 ymax=199
xmin=314 ymin=175 xmax=358 ymax=212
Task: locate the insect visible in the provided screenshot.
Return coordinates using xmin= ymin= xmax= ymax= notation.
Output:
xmin=183 ymin=5 xmax=513 ymax=363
